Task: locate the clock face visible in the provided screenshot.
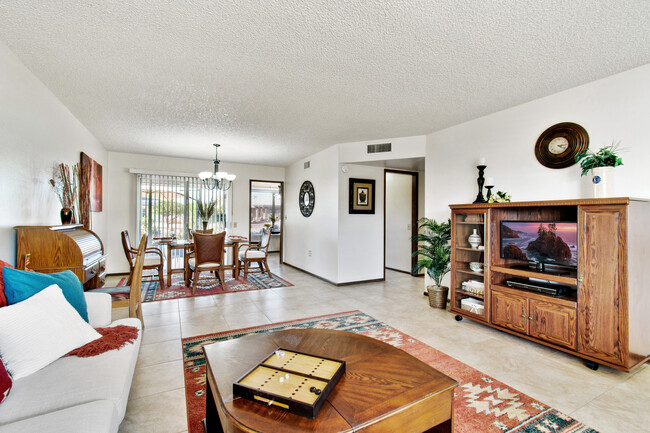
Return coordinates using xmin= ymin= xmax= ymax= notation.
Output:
xmin=534 ymin=122 xmax=589 ymax=169
xmin=548 ymin=136 xmax=569 ymax=155
xmin=299 ymin=181 xmax=315 ymax=217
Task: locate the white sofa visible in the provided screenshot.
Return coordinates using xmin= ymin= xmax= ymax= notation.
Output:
xmin=0 ymin=292 xmax=142 ymax=433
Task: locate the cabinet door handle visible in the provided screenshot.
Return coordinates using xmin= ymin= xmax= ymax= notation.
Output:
xmin=529 ymin=316 xmax=533 ymax=320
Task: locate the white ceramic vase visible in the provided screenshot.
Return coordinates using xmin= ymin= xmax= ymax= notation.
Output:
xmin=591 ymin=167 xmax=614 ymax=198
xmin=468 ymin=229 xmax=481 ymax=249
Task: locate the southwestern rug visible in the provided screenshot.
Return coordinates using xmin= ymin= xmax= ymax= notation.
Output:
xmin=116 ymin=271 xmax=293 ymax=302
xmin=182 ymin=310 xmax=597 ymax=433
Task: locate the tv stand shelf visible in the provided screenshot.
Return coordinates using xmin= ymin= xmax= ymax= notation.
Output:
xmin=491 ymin=265 xmax=577 ymax=286
xmin=449 ymin=198 xmax=650 ymax=372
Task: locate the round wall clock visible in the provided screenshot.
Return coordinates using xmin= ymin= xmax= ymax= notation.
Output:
xmin=534 ymin=122 xmax=589 ymax=169
xmin=299 ymin=181 xmax=315 ymax=217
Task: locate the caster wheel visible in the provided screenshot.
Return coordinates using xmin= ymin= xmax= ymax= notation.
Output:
xmin=455 ymin=315 xmax=463 ymax=322
xmin=585 ymin=361 xmax=599 ymax=371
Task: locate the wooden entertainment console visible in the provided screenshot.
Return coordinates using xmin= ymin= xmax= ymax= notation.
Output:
xmin=449 ymin=197 xmax=649 ymax=372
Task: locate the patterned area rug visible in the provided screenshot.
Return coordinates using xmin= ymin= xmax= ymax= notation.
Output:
xmin=182 ymin=311 xmax=597 ymax=433
xmin=118 ymin=271 xmax=293 ymax=302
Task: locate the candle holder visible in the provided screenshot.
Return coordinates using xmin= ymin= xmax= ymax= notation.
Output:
xmin=485 ymin=184 xmax=494 ymax=201
xmin=473 ymin=165 xmax=487 ymax=203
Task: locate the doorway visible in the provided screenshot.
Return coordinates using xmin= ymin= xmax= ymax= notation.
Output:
xmin=249 ymin=180 xmax=283 ymax=260
xmin=384 ymin=170 xmax=418 ymax=274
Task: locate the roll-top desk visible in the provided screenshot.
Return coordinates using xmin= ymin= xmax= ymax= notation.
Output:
xmin=15 ymin=224 xmax=106 ymax=290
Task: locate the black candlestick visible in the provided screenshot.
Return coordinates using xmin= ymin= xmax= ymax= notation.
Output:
xmin=485 ymin=185 xmax=494 ymax=201
xmin=473 ymin=165 xmax=487 ymax=203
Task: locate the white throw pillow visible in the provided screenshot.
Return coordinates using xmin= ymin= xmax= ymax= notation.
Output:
xmin=0 ymin=284 xmax=101 ymax=380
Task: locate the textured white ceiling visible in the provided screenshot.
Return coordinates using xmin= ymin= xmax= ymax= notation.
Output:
xmin=1 ymin=1 xmax=649 ymax=166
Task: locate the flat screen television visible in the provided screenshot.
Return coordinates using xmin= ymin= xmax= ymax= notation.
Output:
xmin=500 ymin=221 xmax=578 ymax=270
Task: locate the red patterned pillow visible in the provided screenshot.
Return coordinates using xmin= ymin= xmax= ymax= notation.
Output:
xmin=0 ymin=260 xmax=12 ymax=308
xmin=0 ymin=358 xmax=11 ymax=404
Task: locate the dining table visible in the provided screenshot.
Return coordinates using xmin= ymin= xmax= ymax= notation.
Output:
xmin=154 ymin=234 xmax=250 ymax=287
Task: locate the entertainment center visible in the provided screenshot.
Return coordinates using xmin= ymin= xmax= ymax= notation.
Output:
xmin=449 ymin=197 xmax=649 ymax=372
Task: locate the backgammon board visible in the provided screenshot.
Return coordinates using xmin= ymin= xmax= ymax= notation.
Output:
xmin=233 ymin=348 xmax=346 ymax=418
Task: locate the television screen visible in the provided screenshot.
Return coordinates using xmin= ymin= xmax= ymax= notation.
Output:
xmin=500 ymin=221 xmax=577 ymax=267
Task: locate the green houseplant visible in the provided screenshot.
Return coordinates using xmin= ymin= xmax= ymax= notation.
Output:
xmin=575 ymin=141 xmax=623 ymax=176
xmin=575 ymin=141 xmax=623 ymax=197
xmin=196 ymin=199 xmax=216 ymax=232
xmin=412 ymin=218 xmax=451 ymax=309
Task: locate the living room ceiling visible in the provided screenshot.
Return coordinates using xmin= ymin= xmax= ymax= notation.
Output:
xmin=1 ymin=1 xmax=649 ymax=167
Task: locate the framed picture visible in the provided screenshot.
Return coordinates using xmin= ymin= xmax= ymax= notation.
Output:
xmin=80 ymin=152 xmax=103 ymax=212
xmin=349 ymin=178 xmax=375 ymax=214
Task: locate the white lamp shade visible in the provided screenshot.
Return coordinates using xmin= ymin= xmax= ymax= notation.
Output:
xmin=215 ymin=172 xmax=228 ymax=179
xmin=225 ymin=174 xmax=237 ymax=181
xmin=199 ymin=171 xmax=213 ymax=180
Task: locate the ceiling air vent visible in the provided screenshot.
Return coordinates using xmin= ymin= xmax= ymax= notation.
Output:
xmin=367 ymin=143 xmax=392 ymax=154
xmin=304 ymin=161 xmax=310 ymax=169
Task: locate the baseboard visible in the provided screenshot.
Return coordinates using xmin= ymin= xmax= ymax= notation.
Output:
xmin=105 ymin=272 xmax=130 ymax=278
xmin=385 ymin=267 xmax=417 ymax=276
xmin=282 ymin=262 xmax=385 ymax=287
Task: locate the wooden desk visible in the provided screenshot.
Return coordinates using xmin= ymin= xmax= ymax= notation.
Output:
xmin=203 ymin=329 xmax=457 ymax=433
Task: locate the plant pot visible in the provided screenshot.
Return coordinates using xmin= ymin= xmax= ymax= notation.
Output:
xmin=591 ymin=167 xmax=614 ymax=198
xmin=202 ymin=220 xmax=208 ymax=232
xmin=60 ymin=207 xmax=73 ymax=224
xmin=427 ymin=285 xmax=449 ymax=309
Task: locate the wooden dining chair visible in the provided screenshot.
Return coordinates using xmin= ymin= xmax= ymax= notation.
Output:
xmin=187 ymin=231 xmax=226 ymax=294
xmin=88 ymin=234 xmax=147 ymax=326
xmin=121 ymin=230 xmax=165 ymax=288
xmin=238 ymin=228 xmax=272 ymax=280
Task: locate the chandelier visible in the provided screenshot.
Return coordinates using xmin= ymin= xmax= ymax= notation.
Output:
xmin=198 ymin=143 xmax=236 ymax=191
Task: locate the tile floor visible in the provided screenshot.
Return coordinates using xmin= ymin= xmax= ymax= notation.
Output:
xmin=112 ymin=254 xmax=649 ymax=433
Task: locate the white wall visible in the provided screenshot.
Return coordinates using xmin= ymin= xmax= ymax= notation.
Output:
xmin=105 ymin=152 xmax=284 ymax=273
xmin=0 ymin=41 xmax=107 ymax=265
xmin=426 ymin=64 xmax=650 ymax=221
xmin=284 ymin=146 xmax=340 ymax=283
xmin=425 ymin=64 xmax=650 ymax=287
xmin=337 ymin=164 xmax=385 ymax=283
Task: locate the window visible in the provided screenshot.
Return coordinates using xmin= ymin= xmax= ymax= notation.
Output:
xmin=136 ymin=174 xmax=230 ymax=241
xmin=250 ymin=181 xmax=282 ymax=244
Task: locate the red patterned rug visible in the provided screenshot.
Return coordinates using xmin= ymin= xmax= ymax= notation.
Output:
xmin=117 ymin=272 xmax=293 ymax=302
xmin=182 ymin=311 xmax=597 ymax=433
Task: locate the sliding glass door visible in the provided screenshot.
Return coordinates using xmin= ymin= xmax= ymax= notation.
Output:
xmin=249 ymin=180 xmax=283 ymax=254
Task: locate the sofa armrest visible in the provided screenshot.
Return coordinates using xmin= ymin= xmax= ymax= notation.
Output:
xmin=84 ymin=292 xmax=112 ymax=327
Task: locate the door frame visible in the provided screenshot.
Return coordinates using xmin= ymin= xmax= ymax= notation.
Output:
xmin=248 ymin=179 xmax=284 ymax=264
xmin=383 ymin=169 xmax=419 ymax=276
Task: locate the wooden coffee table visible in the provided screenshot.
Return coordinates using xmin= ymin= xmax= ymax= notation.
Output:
xmin=203 ymin=329 xmax=457 ymax=432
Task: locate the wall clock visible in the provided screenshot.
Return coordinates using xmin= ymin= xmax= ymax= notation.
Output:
xmin=534 ymin=122 xmax=589 ymax=169
xmin=299 ymin=181 xmax=315 ymax=217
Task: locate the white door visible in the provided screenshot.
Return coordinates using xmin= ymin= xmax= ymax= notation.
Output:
xmin=385 ymin=172 xmax=413 ymax=272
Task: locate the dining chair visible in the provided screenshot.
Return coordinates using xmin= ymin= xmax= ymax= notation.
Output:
xmin=238 ymin=228 xmax=272 ymax=280
xmin=122 ymin=230 xmax=165 ymax=288
xmin=187 ymin=231 xmax=226 ymax=294
xmin=88 ymin=234 xmax=147 ymax=326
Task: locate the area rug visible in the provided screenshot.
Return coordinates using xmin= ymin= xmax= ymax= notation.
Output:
xmin=182 ymin=311 xmax=597 ymax=433
xmin=118 ymin=272 xmax=293 ymax=302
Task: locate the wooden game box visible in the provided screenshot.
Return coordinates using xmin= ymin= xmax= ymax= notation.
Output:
xmin=233 ymin=348 xmax=346 ymax=419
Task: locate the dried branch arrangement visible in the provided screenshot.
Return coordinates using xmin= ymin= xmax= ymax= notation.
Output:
xmin=49 ymin=162 xmax=79 ymax=213
xmin=197 ymin=199 xmax=216 ymax=221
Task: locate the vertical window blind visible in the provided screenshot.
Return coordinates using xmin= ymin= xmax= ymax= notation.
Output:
xmin=136 ymin=173 xmax=229 ymax=241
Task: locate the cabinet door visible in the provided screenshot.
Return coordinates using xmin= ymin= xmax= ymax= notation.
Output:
xmin=530 ymin=299 xmax=577 ymax=349
xmin=577 ymin=205 xmax=627 ymax=365
xmin=491 ymin=290 xmax=528 ymax=334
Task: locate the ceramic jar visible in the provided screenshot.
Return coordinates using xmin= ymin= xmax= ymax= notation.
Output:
xmin=468 ymin=229 xmax=481 ymax=249
xmin=591 ymin=167 xmax=614 ymax=198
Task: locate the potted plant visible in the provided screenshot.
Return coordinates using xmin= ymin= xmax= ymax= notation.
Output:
xmin=412 ymin=218 xmax=452 ymax=309
xmin=575 ymin=141 xmax=623 ymax=198
xmin=196 ymin=199 xmax=216 ymax=232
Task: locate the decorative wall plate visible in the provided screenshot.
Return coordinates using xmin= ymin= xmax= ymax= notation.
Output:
xmin=534 ymin=122 xmax=589 ymax=169
xmin=299 ymin=181 xmax=315 ymax=217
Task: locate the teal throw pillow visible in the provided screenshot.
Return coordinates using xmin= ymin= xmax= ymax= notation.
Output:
xmin=2 ymin=268 xmax=89 ymax=322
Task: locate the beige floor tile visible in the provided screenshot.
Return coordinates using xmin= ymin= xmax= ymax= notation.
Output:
xmin=130 ymin=360 xmax=185 ymax=400
xmin=119 ymin=388 xmax=187 ymax=433
xmin=136 ymin=339 xmax=183 ymax=369
xmin=141 ymin=324 xmax=182 ymax=345
xmin=143 ymin=311 xmax=181 ymax=329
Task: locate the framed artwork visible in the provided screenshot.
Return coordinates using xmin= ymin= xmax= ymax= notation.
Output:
xmin=349 ymin=178 xmax=375 ymax=214
xmin=80 ymin=152 xmax=103 ymax=212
